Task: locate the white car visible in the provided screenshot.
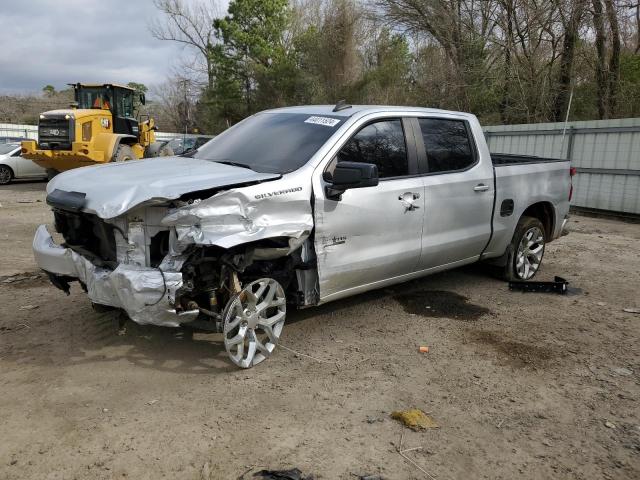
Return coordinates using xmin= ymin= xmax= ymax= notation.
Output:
xmin=0 ymin=143 xmax=48 ymax=185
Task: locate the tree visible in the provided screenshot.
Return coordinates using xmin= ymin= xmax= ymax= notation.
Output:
xmin=127 ymin=82 xmax=148 ymax=95
xmin=551 ymin=0 xmax=587 ymax=121
xmin=42 ymin=85 xmax=56 ymax=97
xmin=150 ymin=0 xmax=223 ymax=89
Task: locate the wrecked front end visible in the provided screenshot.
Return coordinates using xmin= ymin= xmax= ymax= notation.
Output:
xmin=33 ymin=163 xmax=318 ymax=342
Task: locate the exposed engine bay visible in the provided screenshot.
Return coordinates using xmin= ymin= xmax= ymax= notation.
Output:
xmin=34 ymin=161 xmax=319 ymax=368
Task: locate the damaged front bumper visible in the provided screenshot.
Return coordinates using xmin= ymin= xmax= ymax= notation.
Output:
xmin=32 ymin=225 xmax=197 ymax=327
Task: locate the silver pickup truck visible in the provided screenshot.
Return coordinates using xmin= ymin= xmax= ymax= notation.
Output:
xmin=33 ymin=105 xmax=572 ymax=368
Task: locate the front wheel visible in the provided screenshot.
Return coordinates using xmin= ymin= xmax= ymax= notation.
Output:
xmin=504 ymin=216 xmax=546 ymax=281
xmin=0 ymin=165 xmax=13 ymax=185
xmin=222 ymin=278 xmax=286 ymax=368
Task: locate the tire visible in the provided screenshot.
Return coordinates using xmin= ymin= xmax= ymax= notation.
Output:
xmin=158 ymin=145 xmax=174 ymax=156
xmin=112 ymin=144 xmax=136 ymax=162
xmin=0 ymin=165 xmax=13 ymax=185
xmin=222 ymin=278 xmax=286 ymax=368
xmin=503 ymin=216 xmax=546 ymax=281
xmin=144 ymin=141 xmax=173 ymax=158
xmin=46 ymin=169 xmax=59 ymax=181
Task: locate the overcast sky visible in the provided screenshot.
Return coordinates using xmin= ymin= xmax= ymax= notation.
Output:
xmin=0 ymin=0 xmax=218 ymax=95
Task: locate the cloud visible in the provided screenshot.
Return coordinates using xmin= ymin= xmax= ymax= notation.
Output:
xmin=0 ymin=0 xmax=213 ymax=94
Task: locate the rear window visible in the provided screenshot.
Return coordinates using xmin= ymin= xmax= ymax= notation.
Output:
xmin=196 ymin=112 xmax=344 ymax=174
xmin=418 ymin=118 xmax=475 ymax=173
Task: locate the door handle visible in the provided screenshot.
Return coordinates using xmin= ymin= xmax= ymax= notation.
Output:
xmin=398 ymin=192 xmax=421 ymax=211
xmin=473 ymin=184 xmax=489 ymax=192
xmin=399 ymin=192 xmax=420 ymax=201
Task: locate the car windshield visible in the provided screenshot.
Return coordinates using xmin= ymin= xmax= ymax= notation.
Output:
xmin=0 ymin=144 xmax=18 ymax=155
xmin=195 ymin=112 xmax=344 ymax=174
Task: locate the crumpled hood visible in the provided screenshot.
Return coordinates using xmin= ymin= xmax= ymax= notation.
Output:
xmin=46 ymin=156 xmax=281 ymax=219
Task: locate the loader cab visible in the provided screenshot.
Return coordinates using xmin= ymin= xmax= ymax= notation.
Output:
xmin=72 ymin=83 xmax=142 ymax=137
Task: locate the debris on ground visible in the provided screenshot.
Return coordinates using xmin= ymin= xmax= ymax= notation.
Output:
xmin=0 ymin=272 xmax=43 ymax=284
xmin=508 ymin=276 xmax=569 ymax=294
xmin=623 ymin=307 xmax=640 ymax=314
xmin=356 ymin=475 xmax=384 ymax=480
xmin=252 ymin=468 xmax=313 ymax=480
xmin=391 ymin=409 xmax=439 ymax=431
xmin=419 ymin=346 xmax=429 ymax=353
xmin=147 ymin=399 xmax=159 ymax=405
xmin=604 ymin=421 xmax=617 ymax=429
xmin=0 ymin=323 xmax=30 ymax=334
xmin=19 ymin=305 xmax=39 ymax=311
xmin=611 ymin=367 xmax=633 ymax=376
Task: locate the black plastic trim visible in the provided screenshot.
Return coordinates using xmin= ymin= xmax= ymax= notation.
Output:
xmin=46 ymin=189 xmax=86 ymax=212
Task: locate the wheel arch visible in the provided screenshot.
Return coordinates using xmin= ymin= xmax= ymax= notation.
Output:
xmin=521 ymin=201 xmax=555 ymax=241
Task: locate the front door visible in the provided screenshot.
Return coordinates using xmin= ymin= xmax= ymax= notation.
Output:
xmin=314 ymin=118 xmax=425 ymax=301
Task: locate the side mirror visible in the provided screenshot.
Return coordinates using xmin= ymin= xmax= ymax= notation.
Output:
xmin=323 ymin=161 xmax=379 ymax=200
xmin=139 ymin=93 xmax=146 ymax=105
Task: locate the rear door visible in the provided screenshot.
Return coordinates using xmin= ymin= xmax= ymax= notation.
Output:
xmin=314 ymin=117 xmax=425 ymax=300
xmin=412 ymin=117 xmax=495 ymax=270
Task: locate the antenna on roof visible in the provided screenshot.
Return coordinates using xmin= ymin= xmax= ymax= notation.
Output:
xmin=333 ymin=100 xmax=352 ymax=112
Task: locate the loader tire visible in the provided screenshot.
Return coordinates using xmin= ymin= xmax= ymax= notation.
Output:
xmin=112 ymin=144 xmax=135 ymax=162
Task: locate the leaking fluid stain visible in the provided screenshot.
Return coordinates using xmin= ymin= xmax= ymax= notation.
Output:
xmin=393 ymin=290 xmax=491 ymax=321
xmin=468 ymin=330 xmax=556 ymax=368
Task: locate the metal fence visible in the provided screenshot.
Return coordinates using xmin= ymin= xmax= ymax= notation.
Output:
xmin=484 ymin=118 xmax=640 ymax=215
xmin=0 ymin=123 xmax=195 ymax=143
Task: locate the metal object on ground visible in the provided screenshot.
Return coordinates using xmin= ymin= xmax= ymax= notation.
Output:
xmin=509 ymin=276 xmax=569 ymax=294
xmin=223 ymin=278 xmax=286 ymax=368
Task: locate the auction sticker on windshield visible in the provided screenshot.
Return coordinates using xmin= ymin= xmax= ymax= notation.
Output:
xmin=304 ymin=116 xmax=341 ymax=127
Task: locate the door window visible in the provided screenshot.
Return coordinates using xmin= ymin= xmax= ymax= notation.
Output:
xmin=337 ymin=119 xmax=408 ymax=178
xmin=418 ymin=118 xmax=475 ymax=173
xmin=115 ymin=89 xmax=134 ymax=118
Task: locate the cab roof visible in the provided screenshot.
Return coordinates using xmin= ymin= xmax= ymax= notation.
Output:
xmin=263 ymin=104 xmax=474 ymax=119
xmin=69 ymin=83 xmax=134 ymax=91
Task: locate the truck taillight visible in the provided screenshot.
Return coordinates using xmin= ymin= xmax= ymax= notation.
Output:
xmin=569 ymin=167 xmax=576 ymax=201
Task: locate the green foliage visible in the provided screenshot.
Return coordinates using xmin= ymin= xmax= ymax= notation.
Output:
xmin=127 ymin=82 xmax=148 ymax=94
xmin=187 ymin=0 xmax=639 ymax=132
xmin=42 ymin=85 xmax=55 ymax=97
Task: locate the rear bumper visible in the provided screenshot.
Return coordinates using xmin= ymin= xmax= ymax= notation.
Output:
xmin=33 ymin=225 xmax=197 ymax=327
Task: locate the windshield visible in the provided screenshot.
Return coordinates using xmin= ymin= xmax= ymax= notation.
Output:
xmin=77 ymin=87 xmax=112 ymax=110
xmin=195 ymin=112 xmax=344 ymax=174
xmin=0 ymin=144 xmax=18 ymax=155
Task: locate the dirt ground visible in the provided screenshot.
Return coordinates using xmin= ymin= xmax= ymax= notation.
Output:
xmin=1 ymin=181 xmax=639 ymax=480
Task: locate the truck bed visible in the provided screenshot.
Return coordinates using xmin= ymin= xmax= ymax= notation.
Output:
xmin=491 ymin=153 xmax=567 ymax=166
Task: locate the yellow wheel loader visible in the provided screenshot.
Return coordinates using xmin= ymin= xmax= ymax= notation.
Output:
xmin=21 ymin=83 xmax=172 ymax=178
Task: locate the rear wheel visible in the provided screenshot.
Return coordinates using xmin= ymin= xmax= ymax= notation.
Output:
xmin=112 ymin=144 xmax=135 ymax=162
xmin=222 ymin=278 xmax=286 ymax=368
xmin=0 ymin=165 xmax=13 ymax=185
xmin=504 ymin=216 xmax=546 ymax=281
